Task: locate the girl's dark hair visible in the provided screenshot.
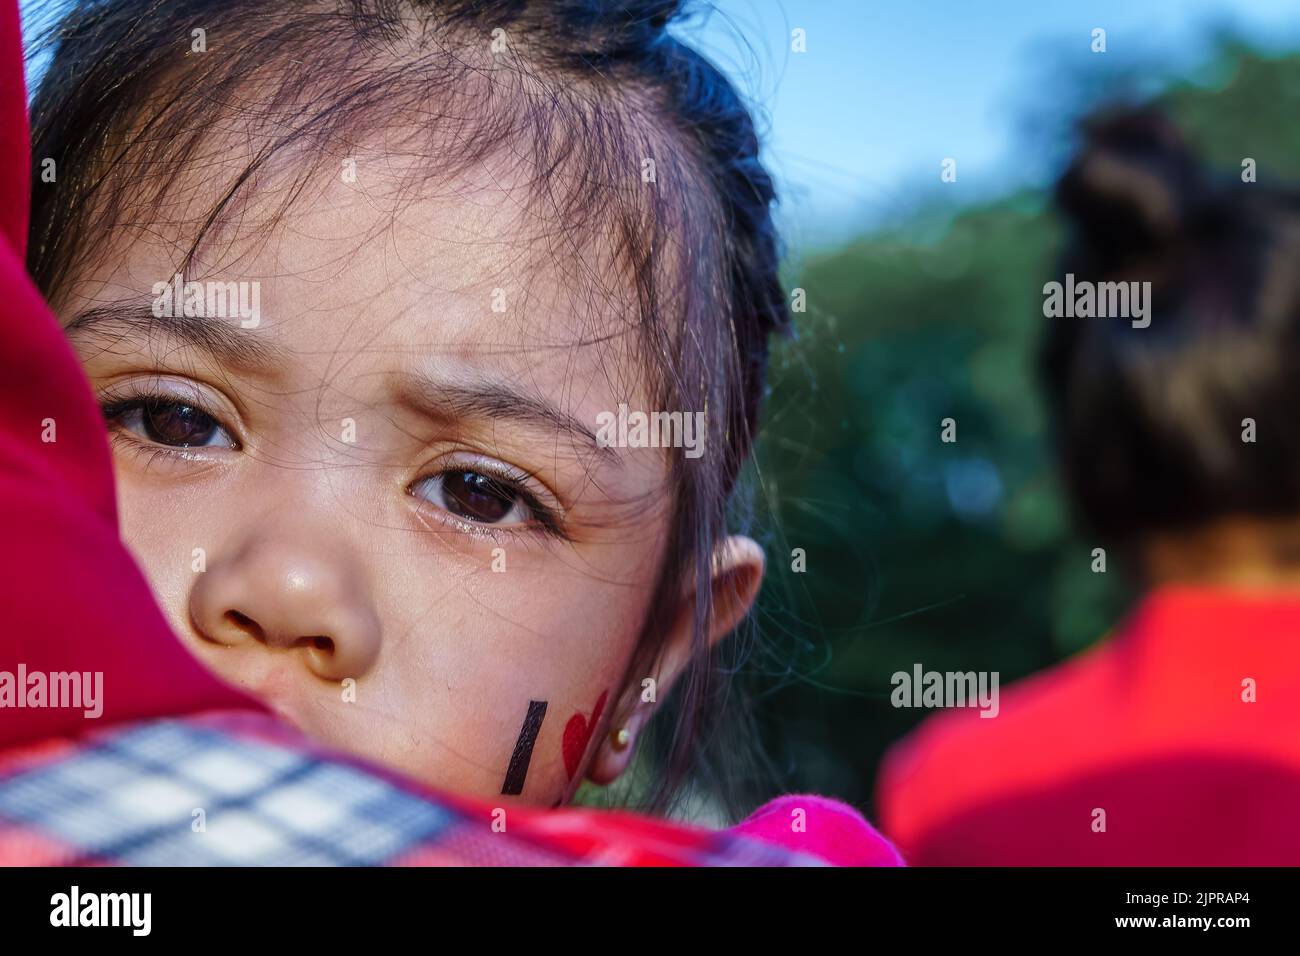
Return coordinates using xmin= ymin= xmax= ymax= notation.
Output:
xmin=26 ymin=0 xmax=790 ymax=817
xmin=1041 ymin=107 xmax=1300 ymax=545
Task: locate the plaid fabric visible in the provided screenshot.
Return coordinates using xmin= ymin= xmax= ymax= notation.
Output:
xmin=0 ymin=712 xmax=825 ymax=866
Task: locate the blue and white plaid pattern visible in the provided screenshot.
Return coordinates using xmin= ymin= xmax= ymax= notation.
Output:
xmin=0 ymin=719 xmax=476 ymax=865
xmin=0 ymin=715 xmax=838 ymax=866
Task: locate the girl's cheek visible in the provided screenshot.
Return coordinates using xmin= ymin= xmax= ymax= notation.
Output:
xmin=440 ymin=637 xmax=625 ymax=804
xmin=114 ymin=478 xmax=206 ymax=623
xmin=366 ymin=674 xmax=617 ymax=806
xmin=379 ymin=564 xmax=649 ymax=804
xmin=496 ymin=685 xmax=613 ymax=804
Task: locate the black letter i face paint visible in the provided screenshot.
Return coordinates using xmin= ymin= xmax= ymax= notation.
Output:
xmin=501 ymin=700 xmax=548 ymax=795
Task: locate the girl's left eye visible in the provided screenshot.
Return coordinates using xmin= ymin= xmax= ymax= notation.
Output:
xmin=103 ymin=397 xmax=237 ymax=449
xmin=412 ymin=469 xmax=533 ymax=526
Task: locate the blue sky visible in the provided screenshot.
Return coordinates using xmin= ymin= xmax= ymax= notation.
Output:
xmin=22 ymin=0 xmax=1300 ymax=251
xmin=683 ymin=0 xmax=1300 ymax=249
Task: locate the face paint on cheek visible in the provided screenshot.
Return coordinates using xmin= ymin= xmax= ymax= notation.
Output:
xmin=562 ymin=688 xmax=609 ymax=780
xmin=500 ymin=700 xmax=548 ymax=796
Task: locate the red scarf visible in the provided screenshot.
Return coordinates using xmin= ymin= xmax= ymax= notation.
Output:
xmin=0 ymin=0 xmax=263 ymax=750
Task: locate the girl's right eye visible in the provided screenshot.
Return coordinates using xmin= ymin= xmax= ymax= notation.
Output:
xmin=103 ymin=397 xmax=237 ymax=449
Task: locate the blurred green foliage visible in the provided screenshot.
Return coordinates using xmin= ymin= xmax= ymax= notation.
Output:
xmin=749 ymin=39 xmax=1300 ymax=813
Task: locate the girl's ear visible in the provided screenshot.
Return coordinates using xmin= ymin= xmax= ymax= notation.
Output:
xmin=585 ymin=535 xmax=765 ymax=785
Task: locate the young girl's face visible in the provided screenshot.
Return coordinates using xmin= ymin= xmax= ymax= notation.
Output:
xmin=55 ymin=138 xmax=760 ymax=805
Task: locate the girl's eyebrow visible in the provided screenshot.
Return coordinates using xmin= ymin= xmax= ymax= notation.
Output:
xmin=65 ymin=304 xmax=287 ymax=372
xmin=393 ymin=372 xmax=623 ymax=468
xmin=66 ymin=304 xmax=623 ymax=467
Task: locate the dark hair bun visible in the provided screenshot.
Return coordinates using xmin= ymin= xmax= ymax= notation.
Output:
xmin=1041 ymin=107 xmax=1300 ymax=545
xmin=1055 ymin=108 xmax=1202 ymax=274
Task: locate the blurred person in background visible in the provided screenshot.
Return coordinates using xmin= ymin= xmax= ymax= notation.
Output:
xmin=877 ymin=108 xmax=1300 ymax=865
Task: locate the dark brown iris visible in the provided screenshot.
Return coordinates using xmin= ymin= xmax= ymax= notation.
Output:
xmin=441 ymin=470 xmax=516 ymax=523
xmin=142 ymin=400 xmax=218 ymax=447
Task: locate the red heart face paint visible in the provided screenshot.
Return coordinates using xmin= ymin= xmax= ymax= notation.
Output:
xmin=562 ymin=688 xmax=609 ymax=780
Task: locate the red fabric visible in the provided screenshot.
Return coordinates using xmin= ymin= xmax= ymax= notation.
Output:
xmin=0 ymin=712 xmax=833 ymax=866
xmin=0 ymin=0 xmax=898 ymax=865
xmin=877 ymin=586 xmax=1300 ymax=864
xmin=0 ymin=0 xmax=265 ymax=754
xmin=0 ymin=0 xmax=26 ymax=250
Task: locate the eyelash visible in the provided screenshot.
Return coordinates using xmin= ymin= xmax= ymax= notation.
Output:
xmin=100 ymin=390 xmax=240 ymax=465
xmin=414 ymin=464 xmax=567 ymax=542
xmin=98 ymin=389 xmax=569 ymax=541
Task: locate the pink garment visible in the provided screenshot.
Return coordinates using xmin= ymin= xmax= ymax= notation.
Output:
xmin=732 ymin=794 xmax=904 ymax=866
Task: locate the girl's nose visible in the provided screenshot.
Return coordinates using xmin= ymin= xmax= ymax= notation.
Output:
xmin=188 ymin=534 xmax=382 ymax=683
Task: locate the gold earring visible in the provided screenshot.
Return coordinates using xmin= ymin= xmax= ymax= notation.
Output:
xmin=611 ymin=728 xmax=631 ymax=751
